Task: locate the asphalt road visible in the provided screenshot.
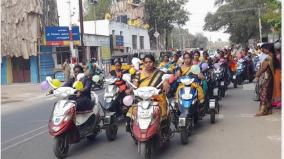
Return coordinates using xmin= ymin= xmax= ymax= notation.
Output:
xmin=1 ymin=84 xmax=281 ymax=159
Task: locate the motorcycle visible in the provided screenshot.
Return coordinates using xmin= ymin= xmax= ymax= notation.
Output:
xmin=122 ymin=74 xmax=172 ymax=159
xmin=213 ymin=63 xmax=226 ymax=98
xmin=203 ymin=68 xmax=219 ymax=123
xmin=230 ymin=60 xmax=238 ymax=88
xmin=48 ymin=86 xmax=118 ymax=159
xmin=236 ymin=58 xmax=246 ymax=85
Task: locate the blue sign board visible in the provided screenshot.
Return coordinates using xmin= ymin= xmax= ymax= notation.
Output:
xmin=45 ymin=26 xmax=80 ymax=41
xmin=116 ymin=36 xmax=124 ymax=46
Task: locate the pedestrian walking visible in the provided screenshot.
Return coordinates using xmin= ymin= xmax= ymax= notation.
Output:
xmin=272 ymin=42 xmax=281 ymax=108
xmin=62 ymin=59 xmax=71 ymax=82
xmin=255 ymin=43 xmax=274 ymax=116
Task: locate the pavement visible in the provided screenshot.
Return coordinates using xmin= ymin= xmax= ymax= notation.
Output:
xmin=1 ymin=82 xmax=281 ymax=159
xmin=1 ymin=83 xmax=46 ymax=105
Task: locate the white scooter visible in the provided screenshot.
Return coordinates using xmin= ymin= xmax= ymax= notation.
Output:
xmin=47 ymin=76 xmax=117 ymax=159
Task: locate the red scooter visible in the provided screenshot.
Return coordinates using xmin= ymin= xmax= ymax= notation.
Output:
xmin=123 ymin=74 xmax=172 ymax=159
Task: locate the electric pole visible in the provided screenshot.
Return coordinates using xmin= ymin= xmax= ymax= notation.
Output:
xmin=258 ymin=5 xmax=263 ymax=42
xmin=67 ymin=0 xmax=75 ymax=62
xmin=79 ymin=0 xmax=86 ymax=64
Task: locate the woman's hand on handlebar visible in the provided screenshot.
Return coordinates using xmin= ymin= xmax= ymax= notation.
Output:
xmin=162 ymin=81 xmax=170 ymax=94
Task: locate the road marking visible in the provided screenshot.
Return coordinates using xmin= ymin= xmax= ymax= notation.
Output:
xmin=242 ymin=83 xmax=256 ymax=91
xmin=2 ymin=125 xmax=46 ymax=145
xmin=267 ymin=135 xmax=281 ymax=142
xmin=238 ymin=114 xmax=255 ymax=118
xmin=2 ymin=130 xmax=47 ymax=152
xmin=265 ymin=117 xmax=281 ymax=122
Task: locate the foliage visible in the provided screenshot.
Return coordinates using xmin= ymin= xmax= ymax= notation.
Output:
xmin=84 ymin=0 xmax=112 ymax=20
xmin=144 ymin=0 xmax=190 ymax=47
xmin=203 ymin=0 xmax=280 ymax=45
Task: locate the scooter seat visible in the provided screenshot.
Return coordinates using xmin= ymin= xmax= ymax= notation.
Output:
xmin=76 ymin=109 xmax=93 ymax=114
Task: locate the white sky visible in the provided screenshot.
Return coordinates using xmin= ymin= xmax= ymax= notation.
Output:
xmin=57 ymin=0 xmax=230 ymax=42
xmin=184 ymin=0 xmax=230 ymax=42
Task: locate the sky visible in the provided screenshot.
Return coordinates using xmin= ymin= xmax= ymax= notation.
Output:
xmin=57 ymin=0 xmax=230 ymax=42
xmin=184 ymin=0 xmax=230 ymax=42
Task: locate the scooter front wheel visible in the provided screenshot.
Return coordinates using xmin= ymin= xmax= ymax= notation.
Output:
xmin=53 ymin=134 xmax=69 ymax=159
xmin=106 ymin=123 xmax=118 ymax=141
xmin=180 ymin=127 xmax=189 ymax=145
xmin=139 ymin=142 xmax=152 ymax=159
xmin=210 ymin=109 xmax=215 ymax=124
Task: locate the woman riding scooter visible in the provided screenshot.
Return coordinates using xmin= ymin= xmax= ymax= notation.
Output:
xmin=63 ymin=65 xmax=92 ymax=111
xmin=109 ymin=60 xmax=128 ymax=117
xmin=125 ymin=54 xmax=170 ymax=132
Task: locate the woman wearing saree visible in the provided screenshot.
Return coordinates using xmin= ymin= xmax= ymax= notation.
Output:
xmin=255 ymin=44 xmax=274 ymax=116
xmin=125 ymin=54 xmax=170 ymax=132
xmin=175 ymin=52 xmax=205 ymax=104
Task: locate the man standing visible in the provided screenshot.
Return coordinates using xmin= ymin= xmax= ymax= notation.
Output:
xmin=62 ymin=59 xmax=71 ymax=82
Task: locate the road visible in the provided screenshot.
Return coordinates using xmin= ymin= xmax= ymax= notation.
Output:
xmin=1 ymin=84 xmax=281 ymax=159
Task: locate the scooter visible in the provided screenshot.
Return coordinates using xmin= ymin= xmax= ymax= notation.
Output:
xmin=172 ymin=75 xmax=200 ymax=144
xmin=103 ymin=77 xmax=128 ymax=116
xmin=92 ymin=70 xmax=105 ymax=89
xmin=236 ymin=58 xmax=246 ymax=85
xmin=48 ymin=86 xmax=118 ymax=159
xmin=122 ymin=74 xmax=172 ymax=159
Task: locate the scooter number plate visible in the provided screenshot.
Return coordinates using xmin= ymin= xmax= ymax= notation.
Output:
xmin=139 ymin=110 xmax=152 ymax=118
xmin=209 ymin=101 xmax=216 ymax=109
xmin=233 ymin=75 xmax=236 ymax=79
xmin=213 ymin=88 xmax=218 ymax=96
xmin=221 ymin=81 xmax=225 ymax=86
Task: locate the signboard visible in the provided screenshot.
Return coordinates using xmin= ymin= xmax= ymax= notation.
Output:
xmin=101 ymin=46 xmax=111 ymax=60
xmin=45 ymin=26 xmax=80 ymax=46
xmin=112 ymin=35 xmax=124 ymax=49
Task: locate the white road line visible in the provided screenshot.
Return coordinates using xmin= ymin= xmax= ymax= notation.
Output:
xmin=238 ymin=114 xmax=255 ymax=118
xmin=2 ymin=125 xmax=46 ymax=145
xmin=267 ymin=135 xmax=281 ymax=142
xmin=2 ymin=130 xmax=47 ymax=152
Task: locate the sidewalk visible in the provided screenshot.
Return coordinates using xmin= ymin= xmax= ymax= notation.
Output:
xmin=1 ymin=83 xmax=46 ymax=105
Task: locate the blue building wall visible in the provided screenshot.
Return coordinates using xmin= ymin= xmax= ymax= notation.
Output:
xmin=1 ymin=57 xmax=8 ymax=85
xmin=30 ymin=56 xmax=39 ymax=83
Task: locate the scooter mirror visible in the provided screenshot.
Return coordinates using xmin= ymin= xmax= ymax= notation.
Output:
xmin=122 ymin=73 xmax=131 ymax=82
xmin=77 ymin=73 xmax=85 ymax=81
xmin=162 ymin=74 xmax=170 ymax=81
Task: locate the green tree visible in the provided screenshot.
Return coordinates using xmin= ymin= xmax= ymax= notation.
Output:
xmin=84 ymin=0 xmax=112 ymax=20
xmin=144 ymin=0 xmax=189 ymax=49
xmin=262 ymin=0 xmax=281 ymax=32
xmin=203 ymin=0 xmax=276 ymax=46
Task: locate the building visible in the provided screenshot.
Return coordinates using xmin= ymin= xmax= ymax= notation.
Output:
xmin=78 ymin=20 xmax=150 ymax=56
xmin=1 ymin=0 xmax=58 ymax=84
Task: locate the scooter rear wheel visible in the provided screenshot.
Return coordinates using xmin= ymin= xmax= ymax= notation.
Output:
xmin=53 ymin=134 xmax=69 ymax=159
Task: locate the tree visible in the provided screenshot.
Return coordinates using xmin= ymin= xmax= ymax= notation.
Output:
xmin=83 ymin=0 xmax=112 ymax=20
xmin=170 ymin=28 xmax=209 ymax=49
xmin=144 ymin=0 xmax=190 ymax=49
xmin=262 ymin=0 xmax=281 ymax=32
xmin=203 ymin=0 xmax=275 ymax=46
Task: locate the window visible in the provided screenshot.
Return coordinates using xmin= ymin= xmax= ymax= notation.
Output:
xmin=132 ymin=35 xmax=137 ymax=50
xmin=56 ymin=47 xmax=70 ymax=65
xmin=112 ymin=30 xmax=115 ymax=35
xmin=140 ymin=36 xmax=144 ymax=49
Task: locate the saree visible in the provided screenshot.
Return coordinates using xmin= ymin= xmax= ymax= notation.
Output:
xmin=175 ymin=66 xmax=204 ymax=103
xmin=272 ymin=68 xmax=281 ymax=107
xmin=126 ymin=69 xmax=168 ymax=120
xmin=259 ymin=56 xmax=274 ymax=112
